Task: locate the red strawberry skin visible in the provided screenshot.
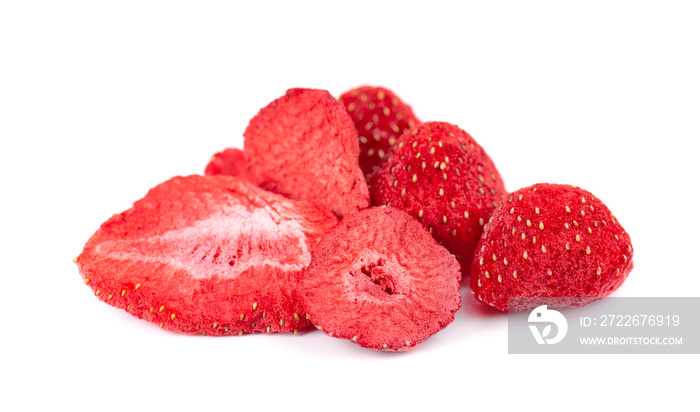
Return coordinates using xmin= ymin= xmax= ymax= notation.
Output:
xmin=204 ymin=148 xmax=252 ymax=179
xmin=76 ymin=175 xmax=338 ymax=335
xmin=300 ymin=207 xmax=461 ymax=352
xmin=244 ymin=88 xmax=370 ymax=219
xmin=338 ymin=86 xmax=419 ymax=180
xmin=370 ymin=121 xmax=506 ymax=277
xmin=470 ymin=183 xmax=634 ymax=311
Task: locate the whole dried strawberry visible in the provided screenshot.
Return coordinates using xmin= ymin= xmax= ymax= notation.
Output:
xmin=470 ymin=183 xmax=634 ymax=311
xmin=370 ymin=121 xmax=506 ymax=276
xmin=338 ymin=86 xmax=419 ymax=180
xmin=76 ymin=175 xmax=338 ymax=335
xmin=244 ymin=88 xmax=370 ymax=219
xmin=300 ymin=207 xmax=461 ymax=352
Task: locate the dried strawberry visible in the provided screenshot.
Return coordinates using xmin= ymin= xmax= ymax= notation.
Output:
xmin=300 ymin=207 xmax=461 ymax=352
xmin=244 ymin=88 xmax=370 ymax=219
xmin=76 ymin=175 xmax=338 ymax=335
xmin=470 ymin=183 xmax=634 ymax=311
xmin=338 ymin=86 xmax=419 ymax=180
xmin=370 ymin=121 xmax=506 ymax=276
xmin=204 ymin=148 xmax=252 ymax=179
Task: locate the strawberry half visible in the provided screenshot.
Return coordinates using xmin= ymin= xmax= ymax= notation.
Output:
xmin=300 ymin=207 xmax=461 ymax=352
xmin=470 ymin=183 xmax=634 ymax=311
xmin=76 ymin=175 xmax=338 ymax=335
xmin=370 ymin=121 xmax=506 ymax=276
xmin=338 ymin=86 xmax=419 ymax=180
xmin=244 ymin=88 xmax=370 ymax=219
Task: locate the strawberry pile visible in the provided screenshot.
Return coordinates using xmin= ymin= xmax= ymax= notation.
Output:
xmin=77 ymin=86 xmax=633 ymax=351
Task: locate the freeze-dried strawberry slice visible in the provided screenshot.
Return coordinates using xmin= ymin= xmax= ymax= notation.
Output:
xmin=338 ymin=86 xmax=419 ymax=180
xmin=244 ymin=88 xmax=370 ymax=219
xmin=300 ymin=207 xmax=461 ymax=351
xmin=204 ymin=148 xmax=252 ymax=179
xmin=76 ymin=175 xmax=338 ymax=335
xmin=470 ymin=183 xmax=634 ymax=311
xmin=370 ymin=121 xmax=506 ymax=277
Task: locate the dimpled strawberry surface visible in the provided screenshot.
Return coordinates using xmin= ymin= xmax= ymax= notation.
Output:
xmin=370 ymin=121 xmax=506 ymax=277
xmin=244 ymin=88 xmax=370 ymax=219
xmin=77 ymin=175 xmax=338 ymax=335
xmin=300 ymin=207 xmax=461 ymax=351
xmin=338 ymin=86 xmax=419 ymax=180
xmin=470 ymin=183 xmax=634 ymax=311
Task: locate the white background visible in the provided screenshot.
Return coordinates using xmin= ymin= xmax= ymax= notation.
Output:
xmin=2 ymin=1 xmax=699 ymax=410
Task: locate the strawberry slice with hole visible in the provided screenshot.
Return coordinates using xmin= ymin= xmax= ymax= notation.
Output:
xmin=470 ymin=183 xmax=634 ymax=311
xmin=338 ymin=86 xmax=419 ymax=180
xmin=300 ymin=207 xmax=461 ymax=351
xmin=76 ymin=175 xmax=338 ymax=335
xmin=244 ymin=88 xmax=370 ymax=219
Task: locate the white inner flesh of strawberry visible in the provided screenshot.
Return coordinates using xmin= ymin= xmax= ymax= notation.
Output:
xmin=93 ymin=206 xmax=311 ymax=279
xmin=343 ymin=251 xmax=414 ymax=302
